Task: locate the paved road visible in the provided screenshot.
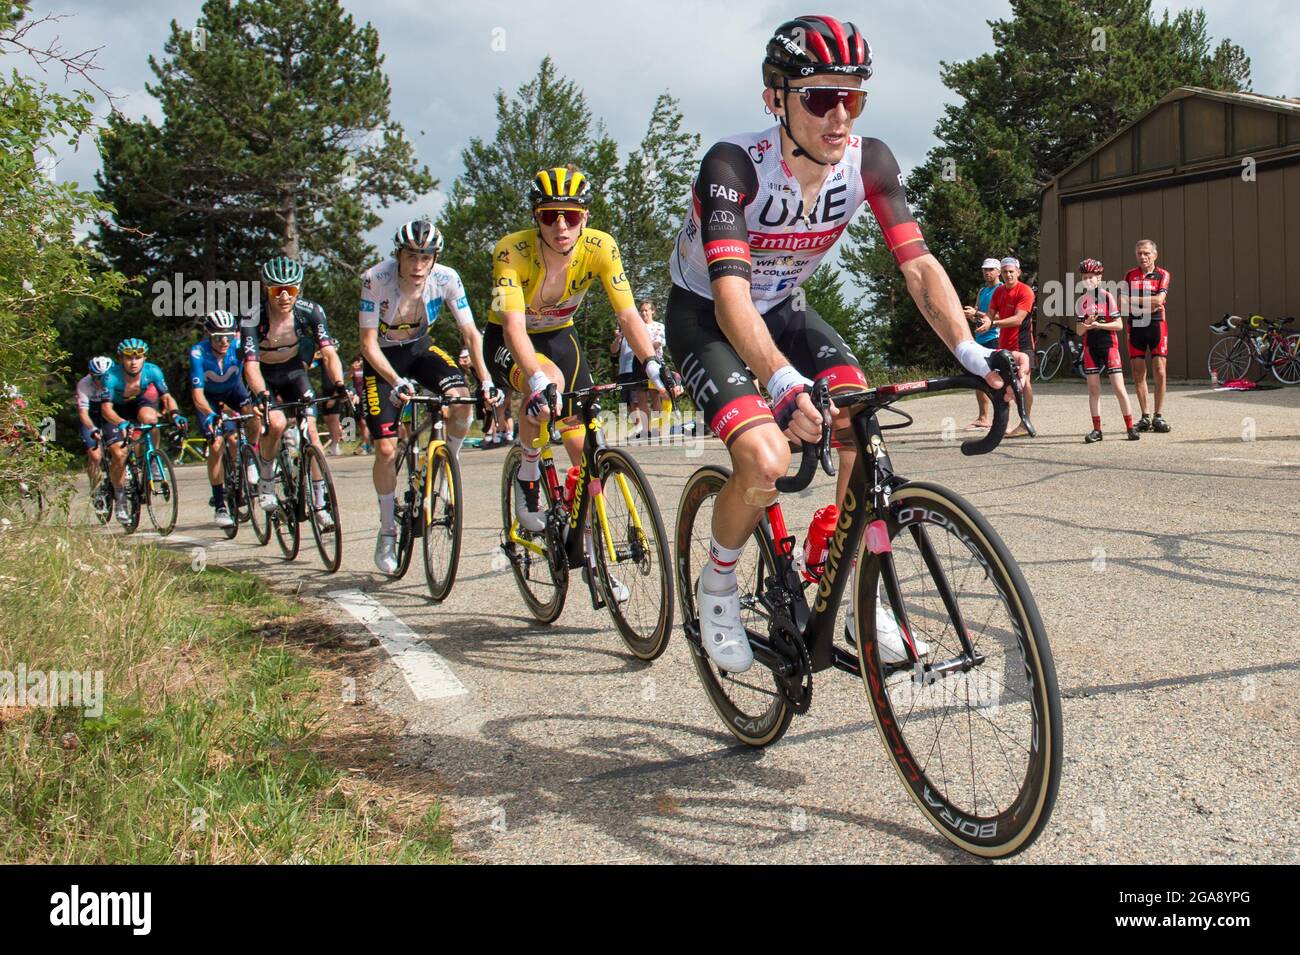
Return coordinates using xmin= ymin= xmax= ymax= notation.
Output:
xmin=110 ymin=383 xmax=1299 ymax=863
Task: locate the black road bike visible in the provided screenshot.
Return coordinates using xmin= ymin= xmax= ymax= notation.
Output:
xmin=675 ymin=359 xmax=1063 ymax=858
xmin=261 ymin=397 xmax=343 ymax=571
xmin=500 ymin=382 xmax=673 ymax=660
xmin=386 ymin=391 xmax=478 ymax=601
xmin=1035 ymin=321 xmax=1084 ymax=381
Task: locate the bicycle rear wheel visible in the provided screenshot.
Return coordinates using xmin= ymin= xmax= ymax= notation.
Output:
xmin=675 ymin=465 xmax=793 ymax=747
xmin=123 ymin=460 xmax=142 ymax=534
xmin=302 ymin=444 xmax=341 ymax=572
xmin=500 ymin=445 xmax=567 ymax=623
xmin=1270 ymin=333 xmax=1300 ymax=385
xmin=1037 ymin=342 xmax=1064 ymax=382
xmin=272 ymin=449 xmax=300 ymax=561
xmin=421 ymin=442 xmax=462 ymax=602
xmin=855 ymin=481 xmax=1062 ymax=858
xmin=591 ymin=447 xmax=673 ymax=660
xmin=220 ymin=441 xmax=240 ymax=540
xmin=145 ymin=446 xmax=178 ymax=537
xmin=1208 ymin=337 xmax=1252 ymax=382
xmin=91 ymin=476 xmax=112 ymax=525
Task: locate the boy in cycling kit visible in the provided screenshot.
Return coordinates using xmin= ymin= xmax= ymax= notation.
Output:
xmin=243 ymin=257 xmax=349 ymax=530
xmin=487 ymin=166 xmax=666 ymax=538
xmin=1075 ymin=259 xmax=1139 ymax=443
xmin=98 ymin=339 xmax=188 ymax=526
xmin=76 ymin=356 xmax=114 ymax=493
xmin=359 ymin=219 xmax=501 ymax=574
xmin=669 ymin=14 xmax=1028 ymax=673
xmin=190 ymin=309 xmax=257 ymax=528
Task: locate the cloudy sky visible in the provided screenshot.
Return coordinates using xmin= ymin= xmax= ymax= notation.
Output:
xmin=13 ymin=0 xmax=1300 ymax=256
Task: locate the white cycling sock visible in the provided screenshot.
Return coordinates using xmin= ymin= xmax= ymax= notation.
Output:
xmin=312 ymin=480 xmax=326 ymax=509
xmin=518 ymin=448 xmax=541 ymax=482
xmin=701 ymin=537 xmax=743 ymax=594
xmin=378 ymin=492 xmax=396 ymax=534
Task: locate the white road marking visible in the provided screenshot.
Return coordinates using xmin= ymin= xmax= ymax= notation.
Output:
xmin=328 ymin=588 xmax=468 ymax=701
xmin=1208 ymin=457 xmax=1300 ymax=467
xmin=135 ymin=532 xmax=231 ymax=548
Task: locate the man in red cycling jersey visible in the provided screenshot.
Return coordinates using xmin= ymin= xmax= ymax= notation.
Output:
xmin=987 ymin=256 xmax=1035 ymax=436
xmin=666 ymin=15 xmax=1028 ymax=673
xmin=1120 ymin=239 xmax=1171 ymax=432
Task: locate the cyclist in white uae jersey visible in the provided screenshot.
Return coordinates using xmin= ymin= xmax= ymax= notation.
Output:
xmin=668 ymin=14 xmax=1030 ymax=674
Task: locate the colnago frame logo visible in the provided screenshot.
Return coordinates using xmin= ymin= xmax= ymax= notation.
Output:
xmin=0 ymin=665 xmax=103 ymax=717
xmin=49 ymin=885 xmax=151 ymax=935
xmin=151 ymin=273 xmax=262 ymax=318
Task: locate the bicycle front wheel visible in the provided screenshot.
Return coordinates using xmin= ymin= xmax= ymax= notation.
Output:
xmin=1270 ymin=333 xmax=1300 ymax=385
xmin=500 ymin=445 xmax=567 ymax=623
xmin=145 ymin=446 xmax=178 ymax=536
xmin=675 ymin=465 xmax=793 ymax=747
xmin=591 ymin=446 xmax=673 ymax=660
xmin=422 ymin=442 xmax=462 ymax=602
xmin=220 ymin=441 xmax=240 ymax=540
xmin=855 ymin=481 xmax=1062 ymax=858
xmin=1208 ymin=337 xmax=1252 ymax=382
xmin=302 ymin=444 xmax=342 ymax=572
xmin=241 ymin=444 xmax=270 ymax=546
xmin=272 ymin=451 xmax=300 ymax=561
xmin=1037 ymin=342 xmax=1064 ymax=382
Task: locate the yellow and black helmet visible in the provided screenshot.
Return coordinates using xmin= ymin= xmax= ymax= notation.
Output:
xmin=530 ymin=165 xmax=592 ymax=210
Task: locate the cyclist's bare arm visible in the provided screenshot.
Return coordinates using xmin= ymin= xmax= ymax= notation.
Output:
xmin=501 ymin=311 xmax=544 ymax=384
xmin=456 ymin=323 xmax=495 ymax=400
xmin=242 ymin=360 xmax=268 ymax=398
xmin=319 ymin=343 xmax=345 ymax=388
xmin=358 ymin=327 xmax=399 ymax=386
xmin=192 ymin=387 xmax=215 ymax=419
xmin=614 ymin=306 xmax=666 ymax=396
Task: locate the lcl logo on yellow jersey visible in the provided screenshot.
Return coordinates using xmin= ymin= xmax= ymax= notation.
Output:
xmin=365 ymin=375 xmax=381 ymax=416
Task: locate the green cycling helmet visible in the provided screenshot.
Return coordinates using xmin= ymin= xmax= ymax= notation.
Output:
xmin=261 ymin=256 xmax=305 ymax=287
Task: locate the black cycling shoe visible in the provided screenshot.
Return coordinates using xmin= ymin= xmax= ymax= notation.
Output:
xmin=1085 ymin=429 xmax=1103 ymax=444
xmin=1126 ymin=427 xmax=1141 ymax=440
xmin=1135 ymin=414 xmax=1152 ymax=432
xmin=1151 ymin=414 xmax=1171 ymax=433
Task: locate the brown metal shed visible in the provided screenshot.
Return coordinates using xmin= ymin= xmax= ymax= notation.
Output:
xmin=1039 ymin=87 xmax=1300 ymax=380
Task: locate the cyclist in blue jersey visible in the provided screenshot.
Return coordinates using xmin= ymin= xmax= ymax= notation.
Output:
xmin=190 ymin=310 xmax=257 ymax=528
xmin=99 ymin=339 xmax=187 ymax=526
xmin=962 ymin=257 xmax=1002 ymax=429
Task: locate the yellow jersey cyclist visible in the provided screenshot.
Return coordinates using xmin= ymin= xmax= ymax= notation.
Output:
xmin=486 ymin=165 xmax=665 ymax=535
xmin=242 ymin=256 xmax=349 ymax=529
xmin=359 ymin=219 xmax=501 ymax=574
xmin=669 ymin=15 xmax=1029 ymax=673
xmin=98 ymin=338 xmax=188 ymax=526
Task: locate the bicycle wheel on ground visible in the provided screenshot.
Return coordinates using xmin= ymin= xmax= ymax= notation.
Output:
xmin=1269 ymin=333 xmax=1300 ymax=385
xmin=220 ymin=443 xmax=240 ymax=540
xmin=301 ymin=444 xmax=341 ymax=572
xmin=591 ymin=446 xmax=673 ymax=660
xmin=675 ymin=465 xmax=794 ymax=747
xmin=1037 ymin=342 xmax=1064 ymax=382
xmin=422 ymin=442 xmax=462 ymax=602
xmin=145 ymin=446 xmax=178 ymax=536
xmin=500 ymin=445 xmax=567 ymax=623
xmin=1208 ymin=337 xmax=1252 ymax=382
xmin=241 ymin=444 xmax=270 ymax=546
xmin=272 ymin=450 xmax=300 ymax=561
xmin=854 ymin=480 xmax=1062 ymax=858
xmin=123 ymin=460 xmax=143 ymax=534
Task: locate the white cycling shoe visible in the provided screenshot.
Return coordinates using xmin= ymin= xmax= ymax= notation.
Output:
xmin=258 ymin=479 xmax=278 ymax=513
xmin=374 ymin=531 xmax=398 ymax=575
xmin=514 ymin=475 xmax=545 ymax=532
xmin=847 ymin=583 xmax=929 ymax=664
xmin=214 ymin=507 xmax=234 ymax=529
xmin=696 ymin=578 xmax=752 ymax=673
xmin=315 ymin=507 xmax=335 ymax=532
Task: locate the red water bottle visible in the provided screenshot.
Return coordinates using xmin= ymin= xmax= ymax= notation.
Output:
xmin=563 ymin=466 xmax=581 ymax=506
xmin=801 ymin=505 xmax=839 ymax=583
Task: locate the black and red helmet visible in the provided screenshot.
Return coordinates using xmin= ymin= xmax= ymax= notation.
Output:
xmin=1079 ymin=258 xmax=1105 ymax=275
xmin=764 ymin=15 xmax=873 ymax=84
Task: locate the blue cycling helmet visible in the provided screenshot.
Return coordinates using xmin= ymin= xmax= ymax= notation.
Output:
xmin=117 ymin=338 xmax=148 ymax=357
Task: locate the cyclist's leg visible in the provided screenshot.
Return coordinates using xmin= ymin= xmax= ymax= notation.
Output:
xmin=1128 ymin=325 xmax=1152 ymax=414
xmin=363 ymin=344 xmax=409 ymax=542
xmin=776 ymin=299 xmax=869 ymax=508
xmin=410 ymin=340 xmax=470 ymax=458
xmin=1150 ymin=322 xmax=1169 ymax=415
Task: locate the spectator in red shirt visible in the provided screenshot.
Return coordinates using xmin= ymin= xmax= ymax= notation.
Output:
xmin=1119 ymin=239 xmax=1171 ymax=433
xmin=988 ymin=256 xmax=1034 ymax=436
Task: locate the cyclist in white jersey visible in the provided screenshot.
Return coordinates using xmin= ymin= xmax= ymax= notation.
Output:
xmin=668 ymin=15 xmax=1029 ymax=673
xmin=359 ymin=219 xmax=501 ymax=574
